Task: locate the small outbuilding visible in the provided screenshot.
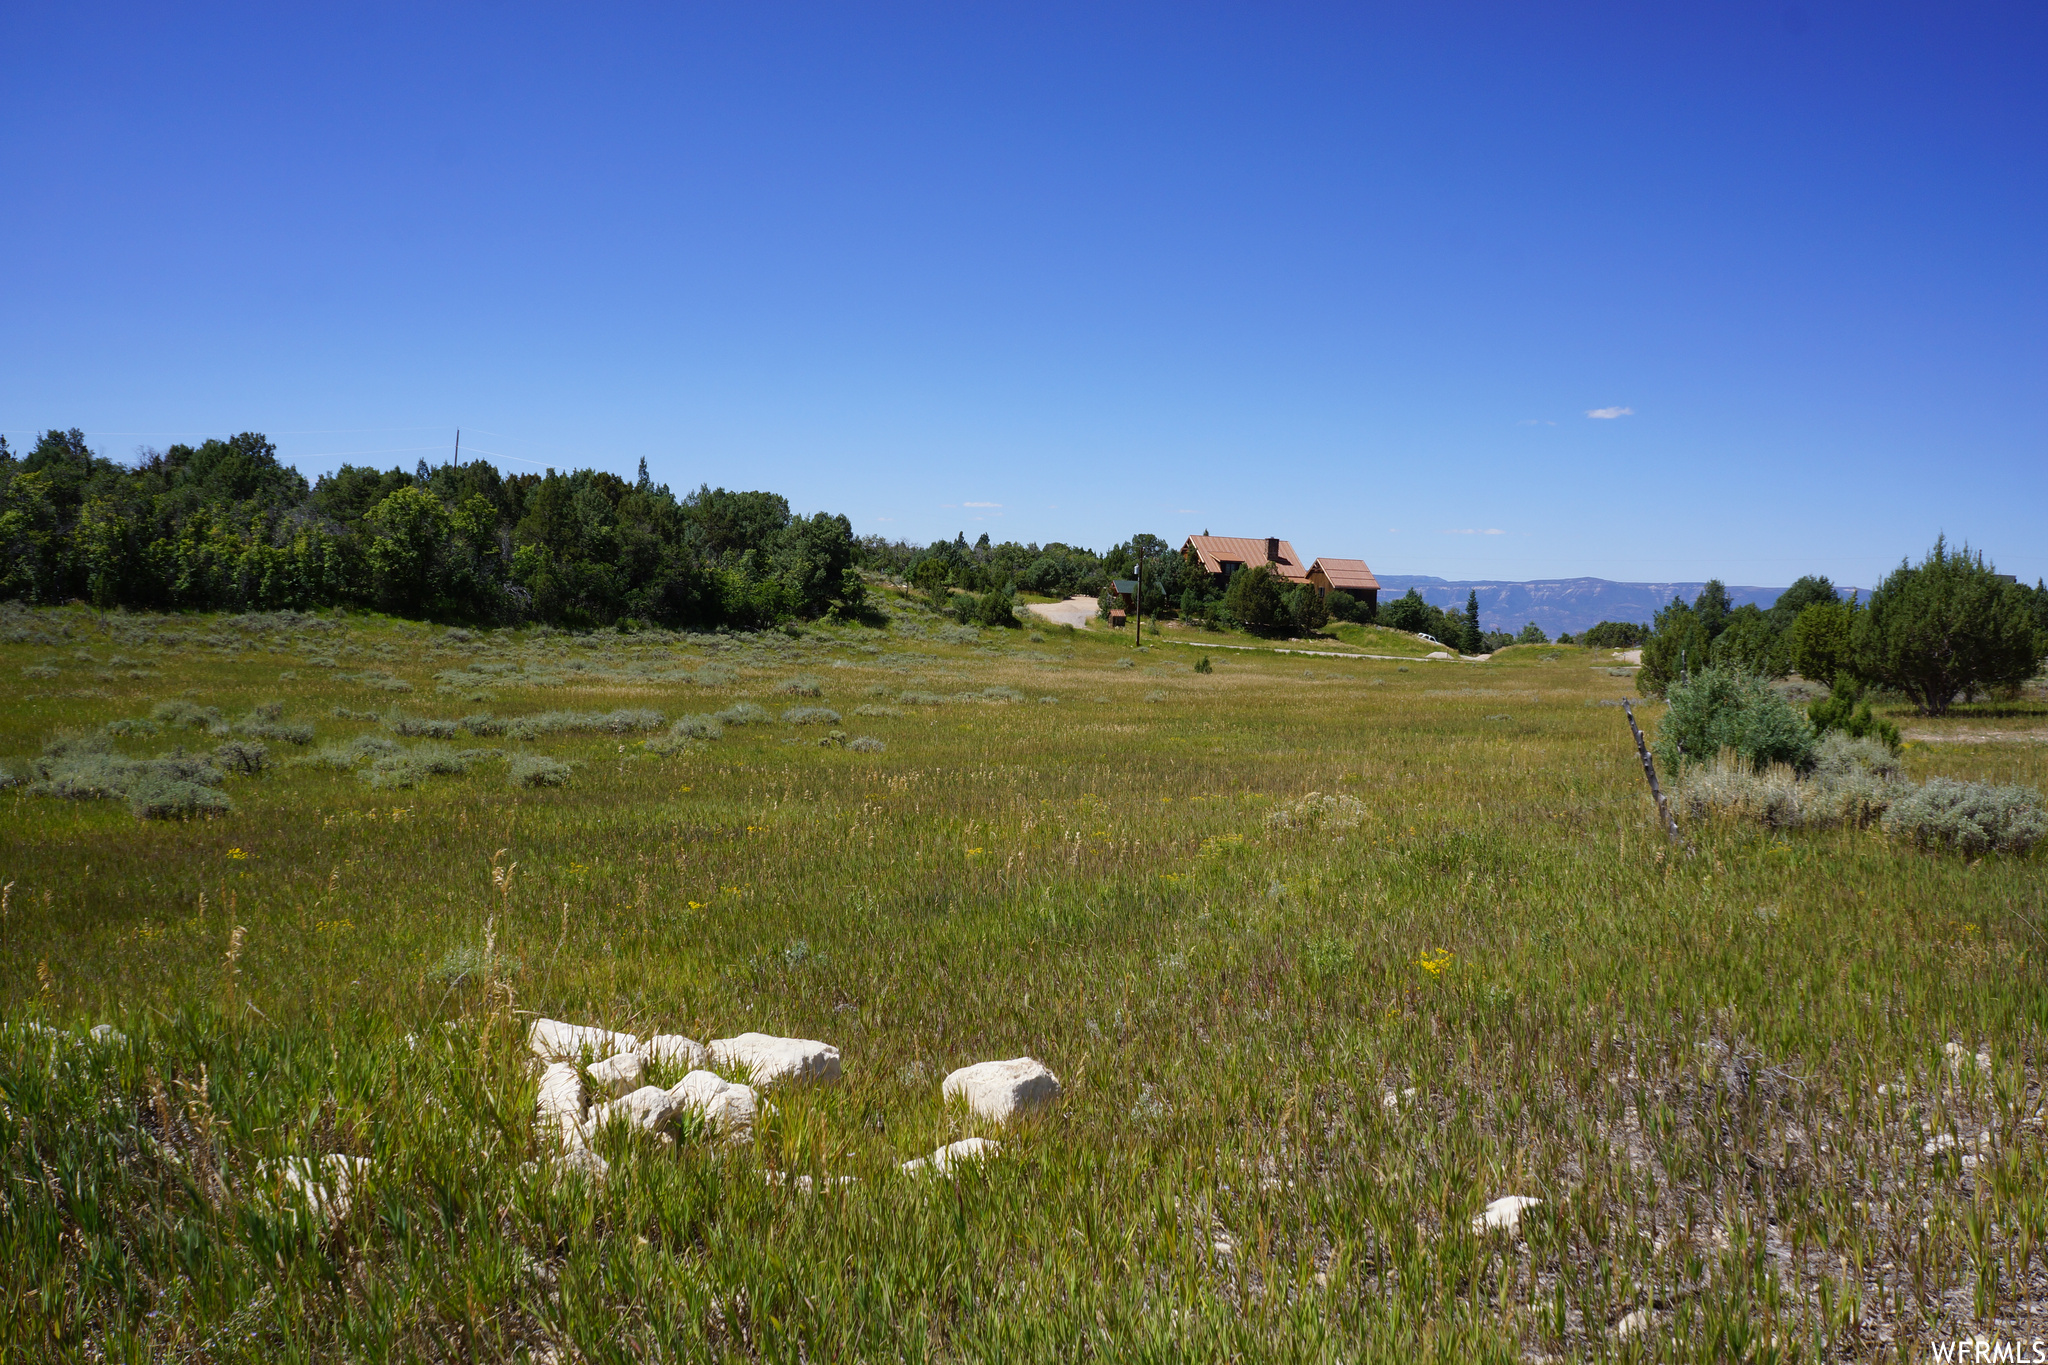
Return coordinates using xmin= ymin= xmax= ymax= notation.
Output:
xmin=1307 ymin=558 xmax=1379 ymax=613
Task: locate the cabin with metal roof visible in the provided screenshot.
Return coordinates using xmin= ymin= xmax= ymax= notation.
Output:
xmin=1180 ymin=535 xmax=1311 ymax=587
xmin=1307 ymin=557 xmax=1380 ymax=611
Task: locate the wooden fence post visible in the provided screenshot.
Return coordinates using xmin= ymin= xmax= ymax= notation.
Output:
xmin=1623 ymin=700 xmax=1682 ymax=845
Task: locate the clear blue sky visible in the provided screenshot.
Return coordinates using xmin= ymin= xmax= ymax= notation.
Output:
xmin=4 ymin=3 xmax=2042 ymax=587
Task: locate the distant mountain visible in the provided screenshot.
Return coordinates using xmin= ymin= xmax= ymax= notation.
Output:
xmin=1373 ymin=576 xmax=1862 ymax=637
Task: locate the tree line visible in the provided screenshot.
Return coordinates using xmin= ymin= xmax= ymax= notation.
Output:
xmin=1632 ymin=540 xmax=2047 ymax=716
xmin=0 ymin=430 xmax=865 ymax=629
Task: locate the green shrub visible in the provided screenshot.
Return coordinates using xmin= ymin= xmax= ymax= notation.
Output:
xmin=151 ymin=700 xmax=224 ymax=732
xmin=1638 ymin=599 xmax=1710 ymax=698
xmin=782 ymin=706 xmax=842 ymax=725
xmin=670 ymin=715 xmax=724 ymax=740
xmin=848 ymin=735 xmax=885 ymax=753
xmin=1807 ymin=674 xmax=1901 ymax=752
xmin=1223 ymin=567 xmax=1286 ymax=631
xmin=127 ymin=774 xmax=233 ymax=820
xmin=508 ymin=755 xmax=573 ymax=788
xmin=715 ymin=702 xmax=773 ymax=726
xmin=774 ymin=676 xmax=824 ymax=697
xmin=231 ymin=702 xmax=315 ymax=745
xmin=1653 ymin=667 xmax=1815 ymax=773
xmin=209 ymin=739 xmax=270 ymax=776
xmin=1287 ymin=585 xmax=1329 ymax=632
xmin=387 ymin=715 xmax=459 ymax=739
xmin=1194 ymin=655 xmax=1212 ymax=674
xmin=1881 ymin=779 xmax=2046 ymax=855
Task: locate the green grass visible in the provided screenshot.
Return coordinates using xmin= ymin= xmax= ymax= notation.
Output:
xmin=2 ymin=595 xmax=2044 ymax=1360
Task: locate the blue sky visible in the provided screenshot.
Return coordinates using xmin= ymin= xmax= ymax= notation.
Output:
xmin=3 ymin=2 xmax=2042 ymax=587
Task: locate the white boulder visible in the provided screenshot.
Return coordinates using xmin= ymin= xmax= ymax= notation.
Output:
xmin=587 ymin=1051 xmax=646 ymax=1099
xmin=536 ymin=1061 xmax=590 ymax=1149
xmin=900 ymin=1136 xmax=1001 ymax=1175
xmin=1617 ymin=1308 xmax=1654 ymax=1340
xmin=709 ymin=1032 xmax=841 ymax=1087
xmin=942 ymin=1057 xmax=1060 ymax=1124
xmin=640 ymin=1034 xmax=709 ymax=1069
xmin=669 ymin=1070 xmax=760 ymax=1141
xmin=528 ymin=1017 xmax=639 ymax=1061
xmin=590 ymin=1085 xmax=684 ymax=1135
xmin=1471 ymin=1195 xmax=1541 ymax=1236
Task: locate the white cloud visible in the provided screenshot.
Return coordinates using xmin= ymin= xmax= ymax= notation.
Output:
xmin=1441 ymin=528 xmax=1505 ymax=535
xmin=1173 ymin=508 xmax=1199 ymax=515
xmin=1517 ymin=418 xmax=1556 ymax=426
xmin=963 ymin=500 xmax=1001 ymax=508
xmin=1585 ymin=406 xmax=1634 ymax=420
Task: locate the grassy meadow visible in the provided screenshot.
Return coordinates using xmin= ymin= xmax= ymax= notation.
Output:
xmin=1 ymin=595 xmax=2044 ymax=1361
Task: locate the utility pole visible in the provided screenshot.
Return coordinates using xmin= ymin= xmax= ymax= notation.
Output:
xmin=1132 ymin=558 xmax=1143 ymax=647
xmin=454 ymin=429 xmax=461 ymax=466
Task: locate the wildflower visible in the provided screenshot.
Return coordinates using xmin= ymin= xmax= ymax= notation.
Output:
xmin=1415 ymin=948 xmax=1454 ymax=978
xmin=226 ymin=847 xmax=250 ymax=860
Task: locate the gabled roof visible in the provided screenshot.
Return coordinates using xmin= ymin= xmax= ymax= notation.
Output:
xmin=1309 ymin=557 xmax=1379 ymax=592
xmin=1181 ymin=535 xmax=1309 ymax=583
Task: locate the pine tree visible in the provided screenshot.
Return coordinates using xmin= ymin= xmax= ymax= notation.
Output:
xmin=1464 ymin=591 xmax=1482 ymax=653
xmin=636 ymin=457 xmax=649 ymax=489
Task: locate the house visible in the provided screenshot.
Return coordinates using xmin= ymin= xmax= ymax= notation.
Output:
xmin=1307 ymin=558 xmax=1379 ymax=612
xmin=1180 ymin=535 xmax=1310 ymax=588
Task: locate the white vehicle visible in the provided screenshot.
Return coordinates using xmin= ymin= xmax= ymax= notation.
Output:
xmin=1416 ymin=633 xmax=1440 ymax=645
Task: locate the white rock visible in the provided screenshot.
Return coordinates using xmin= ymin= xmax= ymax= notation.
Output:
xmin=942 ymin=1057 xmax=1060 ymax=1124
xmin=640 ymin=1034 xmax=709 ymax=1069
xmin=586 ymin=1051 xmax=646 ymax=1099
xmin=763 ymin=1170 xmax=858 ymax=1195
xmin=536 ymin=1061 xmax=590 ymax=1149
xmin=709 ymin=1032 xmax=841 ymax=1086
xmin=263 ymin=1153 xmax=370 ymax=1224
xmin=1618 ymin=1308 xmax=1654 ymax=1340
xmin=669 ymin=1070 xmax=760 ymax=1141
xmin=1945 ymin=1041 xmax=1992 ymax=1074
xmin=1472 ymin=1195 xmax=1541 ymax=1236
xmin=590 ymin=1084 xmax=683 ymax=1134
xmin=89 ymin=1023 xmax=127 ymax=1046
xmin=900 ymin=1136 xmax=1001 ymax=1175
xmin=528 ymin=1017 xmax=639 ymax=1061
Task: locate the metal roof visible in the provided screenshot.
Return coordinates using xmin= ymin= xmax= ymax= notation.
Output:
xmin=1309 ymin=557 xmax=1379 ymax=591
xmin=1181 ymin=535 xmax=1310 ymax=583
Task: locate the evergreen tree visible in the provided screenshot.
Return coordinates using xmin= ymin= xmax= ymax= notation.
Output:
xmin=1463 ymin=591 xmax=1482 ymax=652
xmin=1855 ymin=537 xmax=2042 ymax=714
xmin=1693 ymin=579 xmax=1733 ymax=640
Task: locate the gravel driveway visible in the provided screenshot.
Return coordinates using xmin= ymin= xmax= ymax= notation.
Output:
xmin=1024 ymin=595 xmax=1099 ymax=629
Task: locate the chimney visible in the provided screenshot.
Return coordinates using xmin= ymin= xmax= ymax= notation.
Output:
xmin=1265 ymin=536 xmax=1279 ymax=564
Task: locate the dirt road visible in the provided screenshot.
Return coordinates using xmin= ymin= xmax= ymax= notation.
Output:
xmin=1025 ymin=595 xmax=1098 ymax=628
